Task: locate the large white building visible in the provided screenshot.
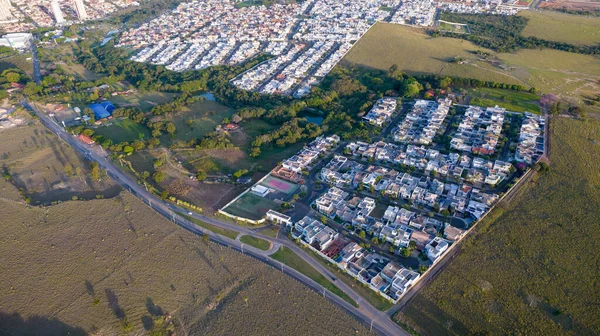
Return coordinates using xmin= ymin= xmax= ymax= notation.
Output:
xmin=0 ymin=33 xmax=32 ymax=49
xmin=74 ymin=0 xmax=87 ymax=20
xmin=51 ymin=0 xmax=65 ymax=25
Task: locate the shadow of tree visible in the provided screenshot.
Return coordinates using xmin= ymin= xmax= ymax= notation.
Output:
xmin=0 ymin=311 xmax=86 ymax=336
xmin=145 ymin=297 xmax=164 ymax=317
xmin=105 ymin=288 xmax=125 ymax=320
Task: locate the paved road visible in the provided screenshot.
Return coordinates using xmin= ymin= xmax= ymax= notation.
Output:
xmin=24 ymin=100 xmax=409 ymax=336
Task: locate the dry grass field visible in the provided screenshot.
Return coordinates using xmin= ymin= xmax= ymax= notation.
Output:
xmin=343 ymin=22 xmax=600 ymax=103
xmin=0 ymin=179 xmax=373 ymax=335
xmin=395 ymin=117 xmax=600 ymax=335
xmin=519 ymin=10 xmax=600 ymax=46
xmin=0 ymin=117 xmax=120 ymax=204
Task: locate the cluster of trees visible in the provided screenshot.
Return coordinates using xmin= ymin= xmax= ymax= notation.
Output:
xmin=413 ymin=73 xmax=529 ymax=92
xmin=150 ymin=93 xmax=198 ymax=116
xmin=196 ymin=132 xmax=234 ymax=150
xmin=432 ymin=13 xmax=599 ymax=55
xmin=249 ymin=118 xmax=322 ymax=156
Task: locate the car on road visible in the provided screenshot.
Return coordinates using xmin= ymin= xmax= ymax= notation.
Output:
xmin=187 ymin=211 xmax=193 ymax=215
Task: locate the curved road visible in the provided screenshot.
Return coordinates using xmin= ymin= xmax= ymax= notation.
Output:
xmin=24 ymin=100 xmax=409 ymax=336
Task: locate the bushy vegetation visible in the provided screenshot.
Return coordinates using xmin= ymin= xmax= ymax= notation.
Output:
xmin=395 ymin=117 xmax=600 ymax=335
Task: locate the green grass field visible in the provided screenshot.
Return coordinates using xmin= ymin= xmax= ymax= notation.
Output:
xmin=270 ymin=246 xmax=359 ymax=307
xmin=94 ymin=118 xmax=151 ymax=143
xmin=519 ymin=10 xmax=600 ymax=46
xmin=181 ymin=214 xmax=239 ymax=240
xmin=468 ymin=88 xmax=541 ymax=113
xmin=166 ymin=99 xmax=235 ymax=142
xmin=239 ymin=235 xmax=271 ymax=251
xmin=395 ymin=117 xmax=600 ymax=334
xmin=222 ymin=192 xmax=277 ymax=221
xmin=111 ymin=91 xmax=179 ymax=112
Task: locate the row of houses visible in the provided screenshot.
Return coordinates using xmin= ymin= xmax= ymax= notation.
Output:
xmin=290 ymin=215 xmax=423 ymax=301
xmin=362 ymin=97 xmax=398 ymax=127
xmin=392 ymin=98 xmax=451 ymax=145
xmin=515 ymin=113 xmax=545 ymax=165
xmin=281 ymin=134 xmax=340 ymax=173
xmin=450 ymin=105 xmax=506 ymax=156
xmin=344 ymin=140 xmax=513 ymax=186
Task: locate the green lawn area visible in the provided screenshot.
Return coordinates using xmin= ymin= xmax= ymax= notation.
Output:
xmin=256 ymin=225 xmax=280 ymax=238
xmin=94 ymin=118 xmax=152 ymax=143
xmin=395 ymin=117 xmax=600 ymax=334
xmin=468 ymin=88 xmax=541 ymax=113
xmin=519 ymin=10 xmax=600 ymax=46
xmin=240 ymin=235 xmax=271 ymax=251
xmin=251 ymin=142 xmax=306 ymax=172
xmin=303 ymin=247 xmax=394 ymax=311
xmin=111 ymin=91 xmax=179 ymax=112
xmin=181 ymin=214 xmax=239 ymax=240
xmin=270 ymin=246 xmax=359 ymax=308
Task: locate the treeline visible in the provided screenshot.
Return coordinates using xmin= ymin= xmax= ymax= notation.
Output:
xmin=249 ymin=118 xmax=322 ymax=157
xmin=432 ymin=13 xmax=600 ymax=55
xmin=413 ymin=74 xmax=529 ymax=92
xmin=552 ymin=8 xmax=600 ymax=17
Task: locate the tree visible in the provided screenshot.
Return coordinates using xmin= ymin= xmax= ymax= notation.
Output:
xmin=419 ymin=265 xmax=428 ymax=274
xmin=358 ymin=231 xmax=366 ymax=239
xmin=64 ymin=163 xmax=73 ymax=177
xmin=90 ymin=162 xmax=101 ymax=180
xmin=123 ymin=145 xmax=134 ymax=154
xmin=165 ymin=122 xmax=176 ymax=135
xmin=371 ymin=237 xmax=380 ymax=245
xmin=4 ymin=72 xmax=20 ymax=83
xmin=233 ymin=169 xmax=248 ymax=179
xmin=196 ymin=170 xmax=207 ymax=181
xmin=320 ymin=215 xmax=327 ymax=224
xmin=153 ymin=171 xmax=166 ymax=183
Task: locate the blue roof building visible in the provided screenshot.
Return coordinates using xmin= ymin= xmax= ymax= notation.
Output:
xmin=89 ymin=101 xmax=115 ymax=120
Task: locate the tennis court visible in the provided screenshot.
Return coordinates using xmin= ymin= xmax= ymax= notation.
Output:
xmin=259 ymin=175 xmax=299 ymax=195
xmin=222 ymin=192 xmax=278 ymax=221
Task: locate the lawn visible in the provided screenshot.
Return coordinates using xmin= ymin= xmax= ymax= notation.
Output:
xmin=270 ymin=246 xmax=359 ymax=307
xmin=94 ymin=118 xmax=152 ymax=143
xmin=468 ymin=88 xmax=541 ymax=113
xmin=240 ymin=235 xmax=271 ymax=251
xmin=181 ymin=214 xmax=239 ymax=240
xmin=395 ymin=117 xmax=600 ymax=334
xmin=519 ymin=10 xmax=600 ymax=46
xmin=251 ymin=142 xmax=306 ymax=172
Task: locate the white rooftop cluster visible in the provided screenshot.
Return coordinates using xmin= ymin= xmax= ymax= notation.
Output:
xmin=393 ymin=98 xmax=451 ymax=144
xmin=166 ymin=42 xmax=211 ymax=72
xmin=363 ymin=97 xmax=398 ymax=127
xmin=438 ymin=1 xmax=522 ymax=15
xmin=390 ymin=0 xmax=437 ymax=26
xmin=450 ymin=105 xmax=505 ymax=156
xmin=515 ymin=113 xmax=544 ymax=165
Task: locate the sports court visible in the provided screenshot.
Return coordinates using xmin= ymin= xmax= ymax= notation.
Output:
xmin=259 ymin=175 xmax=299 ymax=196
xmin=222 ymin=192 xmax=278 ymax=221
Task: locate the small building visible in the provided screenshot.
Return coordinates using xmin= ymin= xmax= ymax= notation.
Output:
xmin=250 ymin=185 xmax=270 ymax=197
xmin=77 ymin=134 xmax=94 ymax=145
xmin=266 ymin=209 xmax=291 ymax=226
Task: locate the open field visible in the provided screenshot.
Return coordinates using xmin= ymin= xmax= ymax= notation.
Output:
xmin=0 ymin=178 xmax=372 ymax=335
xmin=110 ymin=91 xmax=179 ymax=112
xmin=343 ymin=23 xmax=525 ymax=86
xmin=395 ymin=117 xmax=600 ymax=335
xmin=94 ymin=118 xmax=151 ymax=143
xmin=468 ymin=88 xmax=541 ymax=113
xmin=343 ymin=22 xmax=600 ymax=102
xmin=271 ymin=246 xmax=359 ymax=307
xmin=239 ymin=235 xmax=271 ymax=251
xmin=166 ymin=99 xmax=235 ymax=142
xmin=0 ymin=118 xmax=120 ymax=204
xmin=519 ymin=10 xmax=600 ymax=46
xmin=0 ymin=53 xmax=34 ymax=79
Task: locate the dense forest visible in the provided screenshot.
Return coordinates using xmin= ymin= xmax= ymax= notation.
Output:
xmin=432 ymin=13 xmax=600 ymax=54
